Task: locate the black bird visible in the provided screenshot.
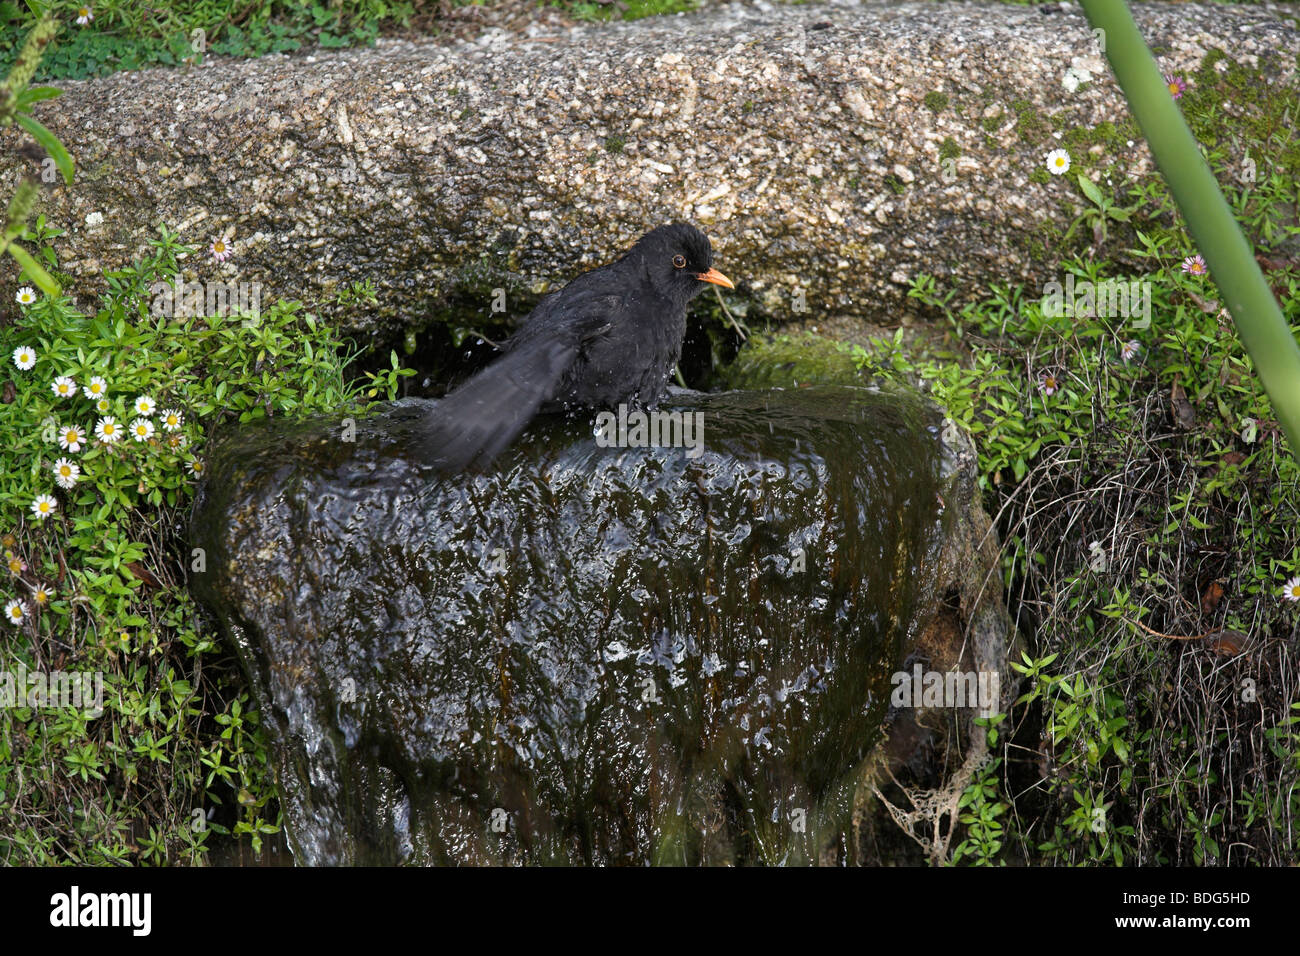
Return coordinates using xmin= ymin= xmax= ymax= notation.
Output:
xmin=416 ymin=222 xmax=733 ymax=472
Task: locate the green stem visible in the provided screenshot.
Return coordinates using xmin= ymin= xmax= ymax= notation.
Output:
xmin=1080 ymin=0 xmax=1300 ymax=455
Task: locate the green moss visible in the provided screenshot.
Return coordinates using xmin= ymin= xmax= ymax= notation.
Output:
xmin=1186 ymin=48 xmax=1300 ymax=181
xmin=982 ymin=110 xmax=1004 ymax=133
xmin=604 ymin=133 xmax=626 ymax=154
xmin=924 ymin=90 xmax=949 ymax=113
xmin=1029 ymin=165 xmax=1051 ymax=185
xmin=939 ymin=136 xmax=961 ymax=161
xmin=883 ymin=173 xmax=907 ymax=195
xmin=1060 ymin=120 xmax=1130 ymax=162
xmin=721 ymin=331 xmax=870 ymax=390
xmin=1011 ymin=98 xmax=1049 ymax=144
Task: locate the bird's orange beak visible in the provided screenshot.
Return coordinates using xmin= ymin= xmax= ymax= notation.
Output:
xmin=696 ymin=267 xmax=735 ymax=290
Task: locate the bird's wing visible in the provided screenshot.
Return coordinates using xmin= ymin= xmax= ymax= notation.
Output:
xmin=414 ymin=292 xmax=619 ymax=473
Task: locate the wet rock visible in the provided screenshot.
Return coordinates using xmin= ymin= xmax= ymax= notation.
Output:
xmin=3 ymin=3 xmax=1297 ymax=333
xmin=190 ymin=385 xmax=1016 ymax=864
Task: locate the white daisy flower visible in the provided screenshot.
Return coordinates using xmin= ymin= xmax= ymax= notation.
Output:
xmin=1045 ymin=149 xmax=1071 ymax=176
xmin=58 ymin=425 xmax=86 ymax=453
xmin=83 ymin=376 xmax=108 ymax=400
xmin=4 ymin=599 xmax=27 ymax=625
xmin=130 ymin=418 xmax=155 ymax=442
xmin=159 ymin=408 xmax=184 ymax=431
xmin=1283 ymin=576 xmax=1300 ymax=603
xmin=95 ymin=417 xmax=122 ymax=444
xmin=15 ymin=287 xmax=36 ymax=306
xmin=132 ymin=395 xmax=156 ymax=416
xmin=32 ymin=587 xmax=51 ymax=606
xmin=186 ymin=458 xmax=206 ymax=478
xmin=1120 ymin=340 xmax=1142 ymax=363
xmin=30 ymin=494 xmax=58 ymax=520
xmin=51 ymin=376 xmax=77 ymax=399
xmin=12 ymin=346 xmax=36 ymax=371
xmin=75 ymin=6 xmax=93 ymax=26
xmin=53 ymin=458 xmax=80 ymax=489
xmin=95 ymin=398 xmax=110 ymax=414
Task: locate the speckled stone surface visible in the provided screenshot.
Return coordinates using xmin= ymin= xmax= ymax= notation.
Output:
xmin=2 ymin=0 xmax=1297 ymax=333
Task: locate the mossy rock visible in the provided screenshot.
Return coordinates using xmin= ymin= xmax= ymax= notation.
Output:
xmin=720 ymin=331 xmax=872 ymax=390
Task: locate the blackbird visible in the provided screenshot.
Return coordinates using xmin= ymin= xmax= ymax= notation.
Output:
xmin=415 ymin=222 xmax=733 ymax=472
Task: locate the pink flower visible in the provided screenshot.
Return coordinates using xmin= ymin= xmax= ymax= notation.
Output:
xmin=1182 ymin=254 xmax=1207 ymax=276
xmin=1164 ymin=74 xmax=1187 ymax=100
xmin=1038 ymin=371 xmax=1060 ymax=397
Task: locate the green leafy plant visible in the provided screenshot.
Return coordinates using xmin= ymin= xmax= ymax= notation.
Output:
xmin=950 ymin=715 xmax=1011 ymax=866
xmin=1081 ymin=0 xmax=1300 ymax=456
xmin=862 ymin=121 xmax=1300 ymax=862
xmin=0 ymin=224 xmax=409 ymax=863
xmin=1065 ymin=172 xmax=1141 ymax=253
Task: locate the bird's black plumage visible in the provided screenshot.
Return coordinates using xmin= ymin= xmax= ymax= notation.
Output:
xmin=416 ymin=222 xmax=732 ymax=472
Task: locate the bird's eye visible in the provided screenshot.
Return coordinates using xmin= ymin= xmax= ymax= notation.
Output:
xmin=672 ymin=254 xmax=686 ymax=269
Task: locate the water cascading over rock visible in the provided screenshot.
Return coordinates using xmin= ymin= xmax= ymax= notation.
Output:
xmin=190 ymin=385 xmax=1015 ymax=864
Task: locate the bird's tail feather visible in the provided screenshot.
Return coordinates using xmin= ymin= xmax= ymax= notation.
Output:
xmin=415 ymin=337 xmax=577 ymax=473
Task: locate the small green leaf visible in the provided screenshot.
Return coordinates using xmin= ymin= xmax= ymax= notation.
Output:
xmin=15 ymin=85 xmax=62 ymax=108
xmin=1077 ymin=172 xmax=1103 ymax=206
xmin=6 ymin=240 xmax=60 ymax=294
